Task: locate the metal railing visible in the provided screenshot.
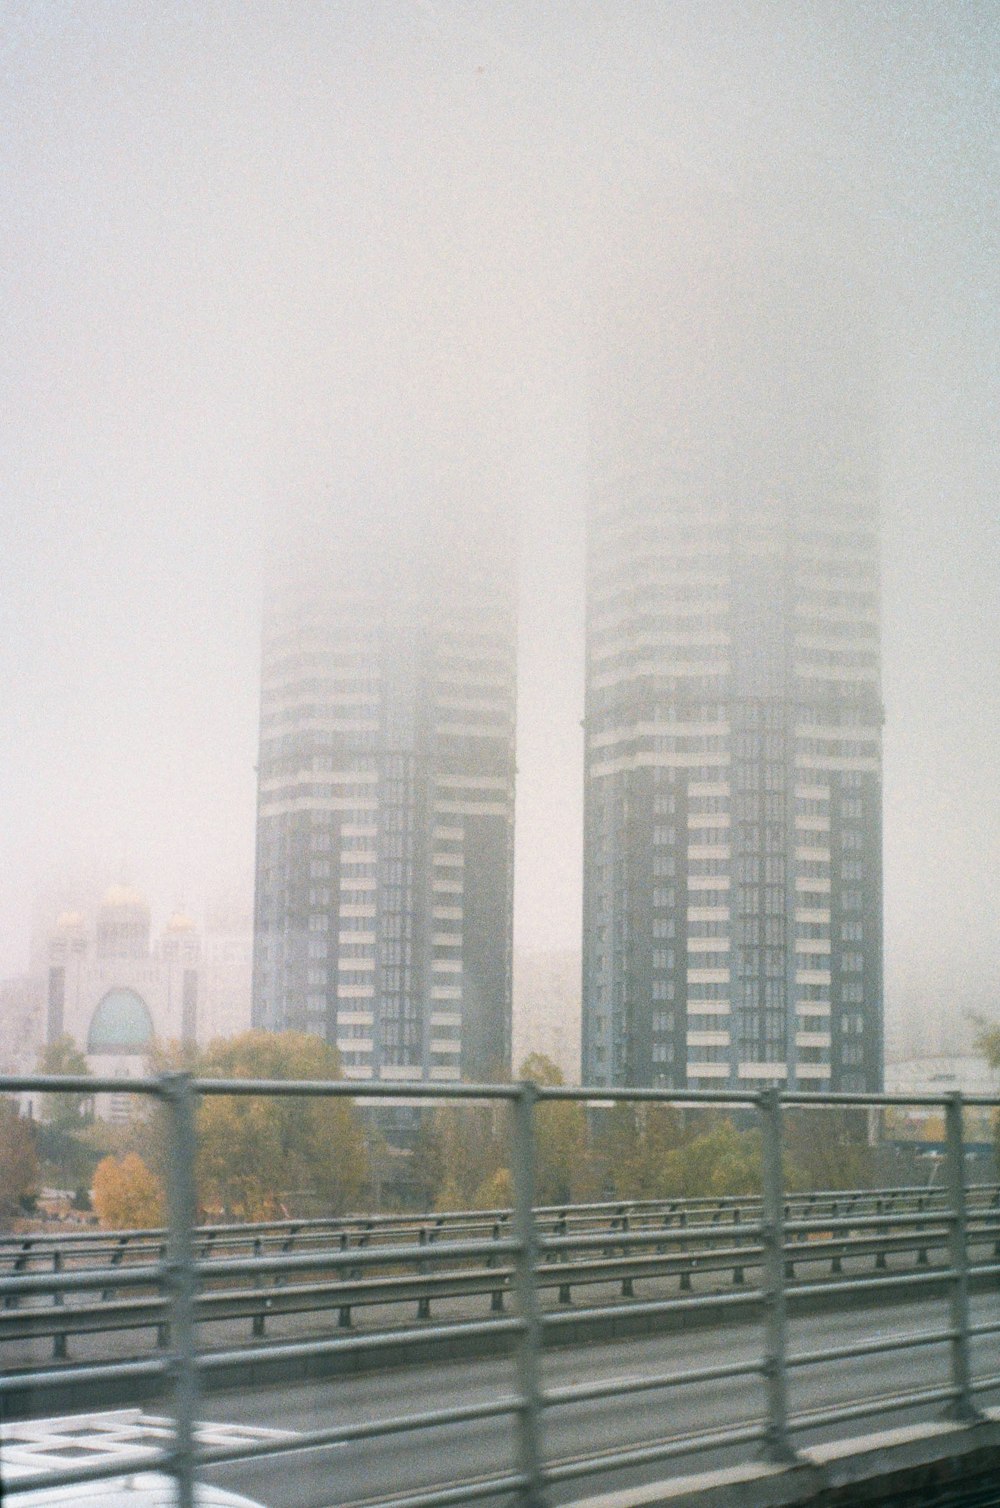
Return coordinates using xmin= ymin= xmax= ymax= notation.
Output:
xmin=1 ymin=1072 xmax=998 ymax=1508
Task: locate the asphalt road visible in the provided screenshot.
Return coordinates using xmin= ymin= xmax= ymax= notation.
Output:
xmin=188 ymin=1291 xmax=1000 ymax=1508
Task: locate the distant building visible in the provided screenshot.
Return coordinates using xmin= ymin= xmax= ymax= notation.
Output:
xmin=0 ymin=973 xmax=45 ymax=1075
xmin=42 ymin=887 xmax=251 ymax=1117
xmin=252 ymin=492 xmax=516 ymax=1084
xmin=582 ymin=204 xmax=883 ymax=1093
xmin=884 ymin=1056 xmax=1000 ymax=1100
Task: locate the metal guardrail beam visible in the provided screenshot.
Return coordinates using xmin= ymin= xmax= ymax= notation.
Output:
xmin=1 ymin=1073 xmax=997 ymax=1508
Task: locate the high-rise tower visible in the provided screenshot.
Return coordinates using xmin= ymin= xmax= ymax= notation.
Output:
xmin=253 ymin=489 xmax=516 ymax=1085
xmin=582 ymin=208 xmax=883 ymax=1093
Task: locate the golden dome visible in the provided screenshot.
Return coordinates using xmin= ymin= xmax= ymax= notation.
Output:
xmin=55 ymin=910 xmax=85 ymax=930
xmin=101 ymin=884 xmax=149 ymax=912
xmin=165 ymin=910 xmax=196 ymax=933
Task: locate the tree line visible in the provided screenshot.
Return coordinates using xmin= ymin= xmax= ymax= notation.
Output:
xmin=1 ymin=1035 xmax=902 ymax=1230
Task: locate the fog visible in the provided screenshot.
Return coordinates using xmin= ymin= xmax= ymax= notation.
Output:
xmin=1 ymin=2 xmax=997 ymax=1056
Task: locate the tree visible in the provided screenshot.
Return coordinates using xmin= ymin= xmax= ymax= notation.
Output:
xmin=600 ymin=1102 xmax=687 ymax=1200
xmin=0 ymin=1098 xmax=39 ymax=1224
xmin=784 ymin=1106 xmax=875 ymax=1192
xmin=91 ymin=1152 xmax=165 ymax=1229
xmin=975 ymin=1018 xmax=1000 ymax=1169
xmin=411 ymin=1103 xmax=503 ymax=1212
xmin=37 ymin=1036 xmax=92 ymax=1130
xmin=194 ymin=1032 xmax=368 ymax=1219
xmin=519 ymin=1055 xmax=599 ymax=1205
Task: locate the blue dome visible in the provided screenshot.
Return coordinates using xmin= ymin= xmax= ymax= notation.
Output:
xmin=88 ymin=988 xmax=154 ymax=1054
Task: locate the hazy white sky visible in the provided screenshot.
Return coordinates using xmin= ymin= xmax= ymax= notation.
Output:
xmin=1 ymin=2 xmax=997 ymax=1053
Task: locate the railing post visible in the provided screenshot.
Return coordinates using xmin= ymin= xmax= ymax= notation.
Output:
xmin=511 ymin=1083 xmax=545 ymax=1507
xmin=944 ymin=1092 xmax=978 ymax=1421
xmin=160 ymin=1071 xmax=200 ymax=1508
xmin=759 ymin=1088 xmax=794 ymax=1464
xmin=52 ymin=1248 xmax=67 ymax=1359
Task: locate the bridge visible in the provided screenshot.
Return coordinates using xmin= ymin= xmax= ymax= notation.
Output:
xmin=2 ymin=1071 xmax=999 ymax=1508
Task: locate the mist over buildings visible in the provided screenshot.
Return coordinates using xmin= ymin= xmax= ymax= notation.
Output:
xmin=1 ymin=3 xmax=997 ymax=1064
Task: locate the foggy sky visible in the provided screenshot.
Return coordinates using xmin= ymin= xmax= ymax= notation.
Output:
xmin=2 ymin=2 xmax=997 ymax=1056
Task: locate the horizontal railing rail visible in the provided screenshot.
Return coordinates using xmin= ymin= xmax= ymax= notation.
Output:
xmin=1 ymin=1073 xmax=997 ymax=1508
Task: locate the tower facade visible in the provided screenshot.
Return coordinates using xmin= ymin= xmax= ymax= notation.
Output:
xmin=252 ymin=494 xmax=516 ymax=1085
xmin=582 ymin=221 xmax=883 ymax=1093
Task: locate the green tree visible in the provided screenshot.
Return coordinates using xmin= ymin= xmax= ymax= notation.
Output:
xmin=37 ymin=1036 xmax=93 ymax=1129
xmin=601 ymin=1103 xmax=687 ymax=1200
xmin=411 ymin=1103 xmax=503 ymax=1212
xmin=784 ymin=1106 xmax=874 ymax=1192
xmin=194 ymin=1031 xmax=368 ymax=1219
xmin=975 ymin=1018 xmax=1000 ymax=1169
xmin=518 ymin=1055 xmax=599 ymax=1205
xmin=0 ymin=1098 xmax=39 ymax=1224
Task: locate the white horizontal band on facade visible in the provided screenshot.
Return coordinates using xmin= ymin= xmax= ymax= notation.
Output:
xmin=432 ymin=960 xmax=463 ymax=973
xmin=796 ymin=969 xmax=832 ymax=985
xmin=340 ymin=878 xmax=377 ymax=892
xmin=795 ymin=877 xmax=832 ymax=893
xmin=337 ymin=1038 xmax=372 ymax=1054
xmin=590 ymin=752 xmax=731 ymax=778
xmin=337 ymin=985 xmax=375 ymax=999
xmin=796 ymin=1002 xmax=832 ymax=1016
xmin=380 ymin=1065 xmax=424 ymax=1081
xmin=434 ymin=801 xmax=509 ymax=817
xmin=432 ymin=907 xmax=463 ymax=921
xmin=795 ymin=846 xmax=831 ymax=863
xmin=337 ymin=957 xmax=375 ymax=971
xmin=591 ymin=664 xmax=729 ymax=691
xmin=337 ymin=1011 xmax=374 ymax=1025
xmin=430 ymin=1011 xmax=461 ymax=1026
xmin=432 ymin=933 xmax=462 ymax=947
xmin=796 ymin=1064 xmax=832 ymax=1080
xmin=687 ymin=968 xmax=730 ymax=984
xmin=738 ymin=1062 xmax=789 ymax=1079
xmin=795 ymin=756 xmax=880 ymax=774
xmin=430 ymin=986 xmax=462 ymax=999
xmin=429 ymin=1040 xmax=462 ymax=1054
xmin=432 ymin=880 xmax=463 ymax=894
xmin=796 ymin=1032 xmax=832 ymax=1048
xmin=258 ymin=797 xmax=378 ymax=818
xmin=589 ymin=720 xmax=729 ymax=749
xmin=687 ymin=937 xmax=731 ymax=953
xmin=687 ymin=845 xmax=731 ymax=861
xmin=430 ymin=1066 xmax=461 ymax=1080
xmin=795 ymin=669 xmax=879 ymax=686
xmin=343 ymin=1065 xmax=374 ymax=1080
xmin=795 ymin=909 xmax=831 ymax=924
xmin=795 ymin=939 xmax=831 ymax=954
xmin=687 ymin=1001 xmax=730 ymax=1015
xmin=687 ymin=1031 xmax=730 ymax=1047
xmin=435 ymin=776 xmax=510 ymax=791
xmin=260 ymin=771 xmax=379 ymax=795
xmin=338 ymin=932 xmax=376 ymax=947
xmin=687 ymin=907 xmax=731 ymax=921
xmin=435 ymin=696 xmax=510 ymax=714
xmin=686 ymin=1063 xmax=730 ymax=1079
xmin=339 ymin=905 xmax=376 ymax=918
xmin=436 ymin=723 xmax=509 ymax=739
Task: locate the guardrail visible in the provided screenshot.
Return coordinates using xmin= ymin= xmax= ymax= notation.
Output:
xmin=3 ymin=1190 xmax=999 ymax=1359
xmin=1 ymin=1072 xmax=998 ymax=1508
